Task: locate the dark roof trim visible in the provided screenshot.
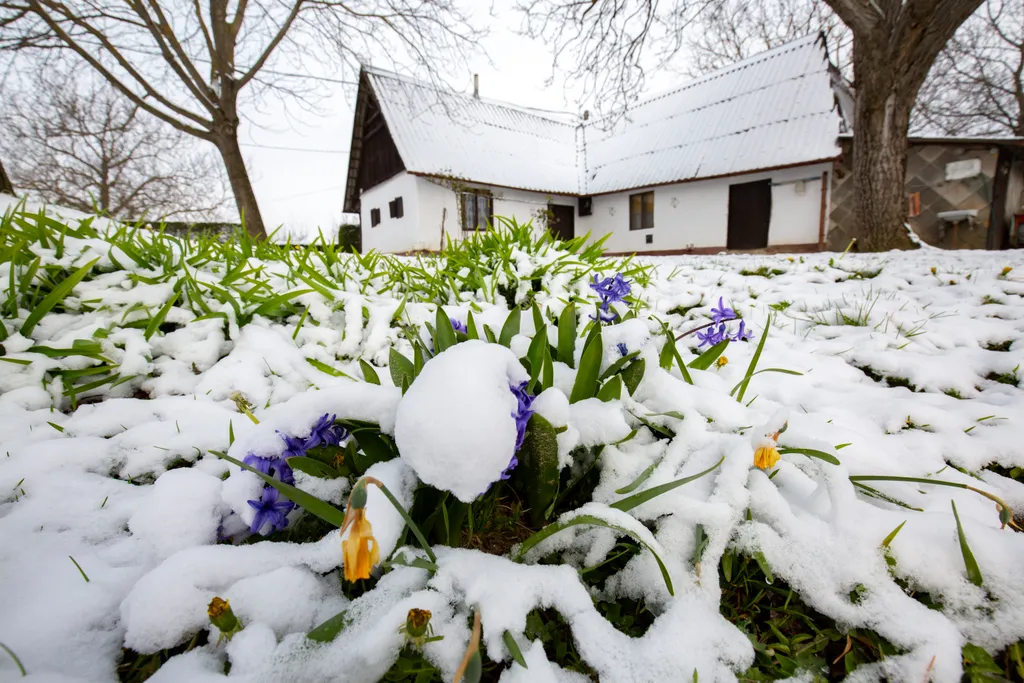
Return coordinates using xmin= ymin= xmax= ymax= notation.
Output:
xmin=838 ymin=132 xmax=1024 ymax=146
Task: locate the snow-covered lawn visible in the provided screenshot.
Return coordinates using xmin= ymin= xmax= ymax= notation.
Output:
xmin=2 ymin=204 xmax=1024 ymax=683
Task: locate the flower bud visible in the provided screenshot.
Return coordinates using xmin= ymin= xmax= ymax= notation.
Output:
xmin=207 ymin=597 xmax=238 ymax=634
xmin=406 ymin=608 xmax=432 ymax=638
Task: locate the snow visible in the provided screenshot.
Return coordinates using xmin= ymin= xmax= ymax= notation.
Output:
xmin=394 ymin=341 xmax=528 ymax=502
xmin=2 ymin=220 xmax=1024 ymax=683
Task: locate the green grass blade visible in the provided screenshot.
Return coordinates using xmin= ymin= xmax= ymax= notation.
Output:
xmin=213 ymin=450 xmax=346 ymax=527
xmin=736 ymin=315 xmax=771 ymax=403
xmin=0 ymin=641 xmax=26 ymax=677
xmin=513 ymin=513 xmax=674 ymax=596
xmin=778 ymin=447 xmax=840 ymax=466
xmin=503 ymin=631 xmax=528 ymax=669
xmin=951 ymin=500 xmax=983 ymax=587
xmin=144 ymin=294 xmax=178 ymax=340
xmin=611 ymin=456 xmax=724 ymax=512
xmin=689 ymin=339 xmax=729 ymax=370
xmin=21 ymin=257 xmax=99 ymax=336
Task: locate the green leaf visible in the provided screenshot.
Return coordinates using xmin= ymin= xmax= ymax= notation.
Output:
xmin=434 ymin=306 xmax=457 ymax=353
xmin=729 ymin=368 xmax=804 ymax=397
xmin=21 ymin=257 xmax=99 ymax=336
xmin=144 ymin=294 xmax=178 ymax=341
xmin=252 ymin=288 xmax=313 ymax=317
xmin=483 ymin=325 xmax=497 ymax=344
xmin=503 ymin=631 xmax=528 ymax=669
xmin=305 ymin=357 xmax=354 ymax=379
xmin=557 ymin=303 xmax=577 ymax=367
xmin=307 ymin=610 xmax=349 ymax=642
xmin=499 ymin=307 xmax=521 ymax=347
xmin=881 ymin=520 xmax=906 ymax=548
xmin=754 ymin=551 xmax=774 ymax=584
xmin=599 ymin=350 xmax=640 ymax=381
xmin=531 ymin=302 xmax=545 ymax=342
xmin=517 ymin=413 xmax=560 ymax=527
xmin=514 ymin=513 xmax=674 ymax=596
xmin=0 ymin=640 xmax=26 ymax=677
xmin=951 ymin=500 xmax=983 ymax=587
xmin=212 ymin=450 xmax=346 ymax=527
xmin=466 ymin=310 xmax=480 ymax=340
xmin=351 ymin=429 xmax=397 ymax=472
xmin=287 ymin=456 xmax=341 ymax=479
xmin=389 ymin=348 xmax=415 ymax=389
xmin=689 ymin=339 xmax=729 ymax=370
xmin=596 ymin=375 xmax=623 ymax=401
xmin=614 ymin=455 xmax=664 ymax=495
xmin=374 ymin=480 xmax=437 ymax=564
xmin=569 ymin=326 xmax=602 ymax=403
xmin=359 ymin=359 xmax=380 ymax=385
xmin=736 ymin=316 xmax=771 ymax=403
xmin=777 ymin=447 xmax=840 ymax=466
xmin=620 ymin=359 xmax=645 ymax=396
xmin=611 ymin=456 xmax=724 ymax=512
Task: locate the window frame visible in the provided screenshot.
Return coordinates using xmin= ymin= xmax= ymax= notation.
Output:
xmin=629 ymin=191 xmax=655 ymax=231
xmin=460 ymin=189 xmax=494 ymax=232
xmin=370 ymin=207 xmax=381 ymax=227
xmin=389 ymin=196 xmax=404 ymax=219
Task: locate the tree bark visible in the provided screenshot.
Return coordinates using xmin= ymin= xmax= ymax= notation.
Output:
xmin=851 ymin=57 xmax=916 ymax=251
xmin=213 ymin=128 xmax=266 ymax=239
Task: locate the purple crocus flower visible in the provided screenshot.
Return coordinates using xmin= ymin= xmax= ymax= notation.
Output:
xmin=732 ymin=319 xmax=754 ymax=342
xmin=247 ymin=487 xmax=294 ymax=535
xmin=510 ymin=381 xmax=535 ymax=453
xmin=616 ymin=342 xmax=629 ymax=357
xmin=710 ymin=297 xmax=737 ymax=324
xmin=278 ymin=432 xmax=307 ymax=460
xmin=697 ymin=323 xmax=729 ymax=348
xmin=451 ymin=319 xmax=467 ymax=335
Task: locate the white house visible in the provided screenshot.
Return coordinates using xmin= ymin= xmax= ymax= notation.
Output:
xmin=342 ymin=34 xmax=849 ymax=255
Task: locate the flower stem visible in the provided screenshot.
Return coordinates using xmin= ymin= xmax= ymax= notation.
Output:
xmin=674 ymin=320 xmax=716 ymax=341
xmin=371 ymin=480 xmax=437 ymax=564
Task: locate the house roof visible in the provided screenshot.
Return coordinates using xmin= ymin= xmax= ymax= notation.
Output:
xmin=345 ymin=34 xmax=845 ymax=204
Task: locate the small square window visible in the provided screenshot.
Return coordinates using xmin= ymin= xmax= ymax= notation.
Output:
xmin=370 ymin=208 xmax=381 ymax=227
xmin=389 ymin=197 xmax=404 ymax=219
xmin=629 ymin=191 xmax=654 ymax=230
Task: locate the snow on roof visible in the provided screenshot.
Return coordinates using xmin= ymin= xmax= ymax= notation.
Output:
xmin=364 ymin=67 xmax=580 ymax=195
xmin=358 ymin=34 xmax=843 ymax=198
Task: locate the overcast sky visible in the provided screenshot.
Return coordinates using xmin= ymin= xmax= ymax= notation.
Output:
xmin=241 ymin=2 xmax=689 ymax=242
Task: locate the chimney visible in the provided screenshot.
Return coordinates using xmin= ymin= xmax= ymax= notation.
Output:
xmin=473 ymin=74 xmax=479 ymax=99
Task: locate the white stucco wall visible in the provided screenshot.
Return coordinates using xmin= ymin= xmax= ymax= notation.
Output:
xmin=417 ymin=176 xmax=576 ymax=244
xmin=359 ymin=172 xmax=433 ymax=253
xmin=577 ymin=163 xmax=833 ymax=253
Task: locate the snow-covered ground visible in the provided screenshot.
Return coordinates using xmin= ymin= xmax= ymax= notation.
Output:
xmin=2 ymin=203 xmax=1024 ymax=683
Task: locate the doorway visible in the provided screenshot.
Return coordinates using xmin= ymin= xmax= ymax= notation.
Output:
xmin=548 ymin=204 xmax=575 ymax=241
xmin=727 ymin=180 xmax=772 ymax=249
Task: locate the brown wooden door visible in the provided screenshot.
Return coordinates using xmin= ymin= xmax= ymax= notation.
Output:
xmin=727 ymin=180 xmax=772 ymax=249
xmin=548 ymin=204 xmax=575 ymax=241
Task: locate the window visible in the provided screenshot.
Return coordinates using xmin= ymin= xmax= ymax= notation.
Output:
xmin=388 ymin=197 xmax=404 ymax=219
xmin=461 ymin=190 xmax=493 ymax=231
xmin=629 ymin=191 xmax=654 ymax=230
xmin=370 ymin=208 xmax=381 ymax=227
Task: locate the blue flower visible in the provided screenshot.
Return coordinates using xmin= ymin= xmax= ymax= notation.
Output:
xmin=243 ymin=453 xmax=294 ymax=486
xmin=510 ymin=381 xmax=535 ymax=453
xmin=305 ymin=413 xmax=348 ymax=450
xmin=732 ymin=319 xmax=754 ymax=342
xmin=617 ymin=342 xmax=628 ymax=357
xmin=589 ymin=308 xmax=619 ymax=323
xmin=278 ymin=432 xmax=307 ymax=460
xmin=247 ymin=486 xmax=294 ymax=535
xmin=710 ymin=297 xmax=737 ymax=324
xmin=697 ymin=323 xmax=729 ymax=348
xmin=500 ymin=455 xmax=519 ymax=480
xmin=590 ymin=273 xmax=631 ymax=305
xmin=451 ymin=319 xmax=467 ymax=335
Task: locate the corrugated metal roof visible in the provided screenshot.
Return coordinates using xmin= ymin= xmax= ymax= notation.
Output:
xmin=361 ymin=34 xmax=843 ymax=196
xmin=365 ymin=68 xmax=580 ymax=194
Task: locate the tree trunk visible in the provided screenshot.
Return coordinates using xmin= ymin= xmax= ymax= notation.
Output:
xmin=214 ymin=130 xmax=266 ymax=238
xmin=851 ymin=60 xmax=917 ymax=251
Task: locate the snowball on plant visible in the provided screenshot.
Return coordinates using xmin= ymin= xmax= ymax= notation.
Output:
xmin=394 ymin=340 xmax=528 ymax=502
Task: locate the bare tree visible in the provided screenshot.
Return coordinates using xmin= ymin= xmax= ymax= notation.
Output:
xmin=0 ymin=0 xmax=480 ymax=237
xmin=913 ymin=0 xmax=1023 ymax=136
xmin=0 ymin=74 xmax=227 ymax=220
xmin=684 ymin=0 xmax=851 ymax=78
xmin=520 ymin=0 xmax=984 ymax=251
